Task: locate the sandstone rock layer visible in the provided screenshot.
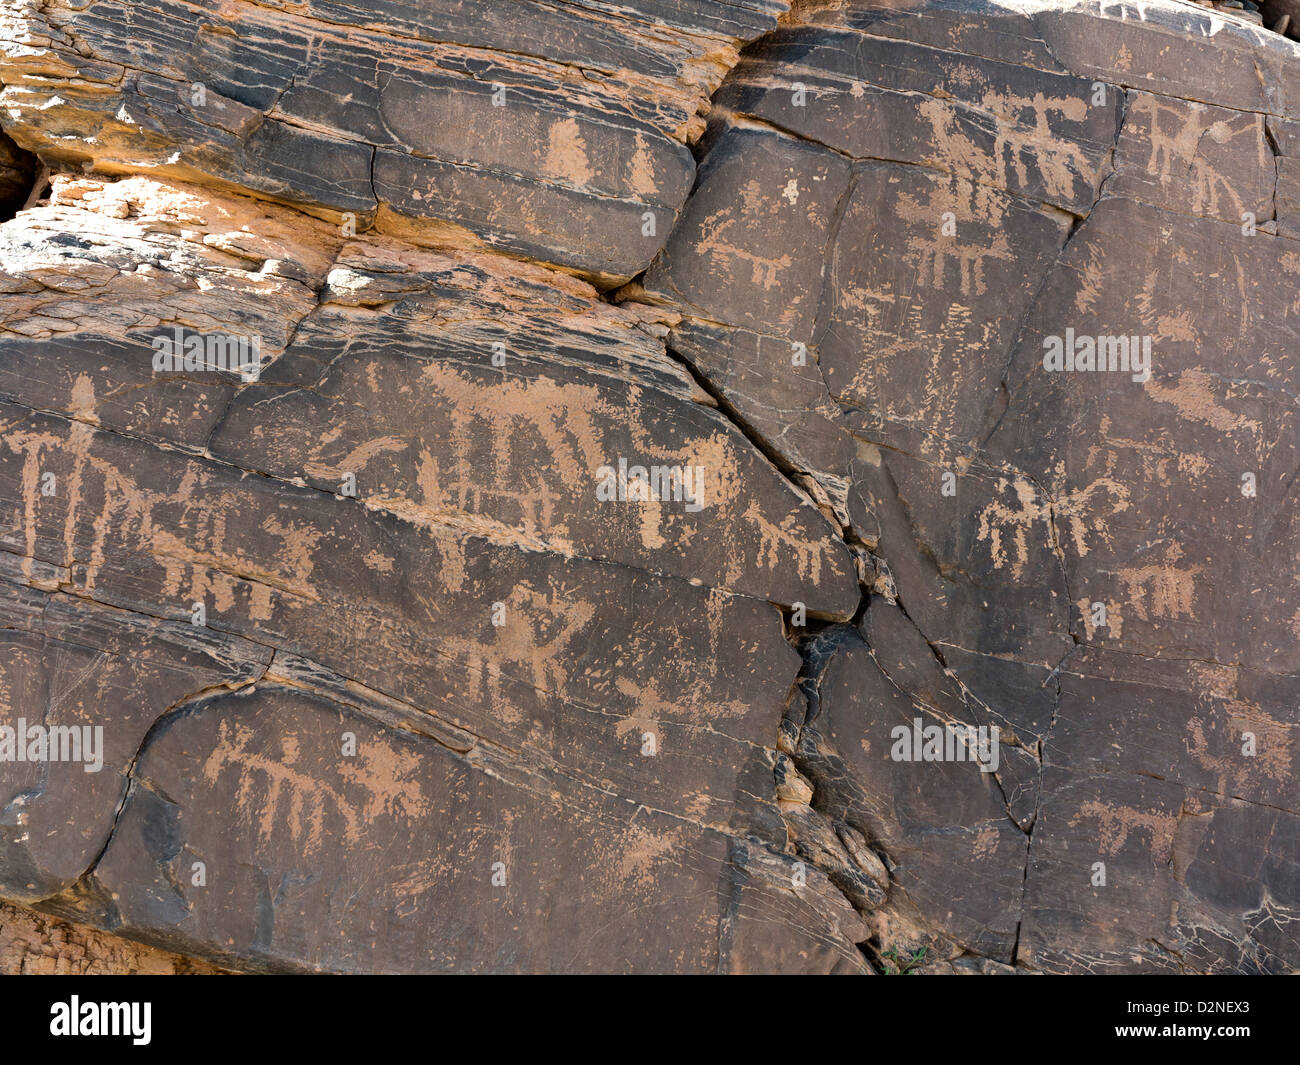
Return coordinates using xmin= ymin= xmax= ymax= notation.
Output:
xmin=0 ymin=0 xmax=1295 ymax=974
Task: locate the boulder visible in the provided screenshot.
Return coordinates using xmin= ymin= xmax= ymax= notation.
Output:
xmin=0 ymin=0 xmax=1295 ymax=974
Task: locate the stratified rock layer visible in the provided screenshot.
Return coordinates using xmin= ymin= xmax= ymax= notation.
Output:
xmin=0 ymin=0 xmax=1295 ymax=973
xmin=645 ymin=0 xmax=1299 ymax=973
xmin=0 ymin=898 xmax=222 ymax=974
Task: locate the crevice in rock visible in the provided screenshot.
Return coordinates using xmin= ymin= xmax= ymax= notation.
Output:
xmin=660 ymin=311 xmax=909 ymax=957
xmin=779 ymin=618 xmax=895 ymax=918
xmin=0 ymin=130 xmax=40 ymax=222
xmin=1259 ymin=0 xmax=1299 ymax=38
xmin=656 ymin=336 xmax=870 ymax=598
xmin=1265 ymin=113 xmax=1283 ymax=226
xmin=664 ymin=340 xmax=838 ymax=521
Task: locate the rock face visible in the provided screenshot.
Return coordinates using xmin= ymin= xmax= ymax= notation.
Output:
xmin=0 ymin=0 xmax=1295 ymax=974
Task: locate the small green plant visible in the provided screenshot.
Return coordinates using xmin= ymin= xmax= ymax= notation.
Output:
xmin=881 ymin=945 xmax=927 ymax=974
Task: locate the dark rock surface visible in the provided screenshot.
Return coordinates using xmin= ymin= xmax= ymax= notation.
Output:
xmin=0 ymin=0 xmax=1295 ymax=973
